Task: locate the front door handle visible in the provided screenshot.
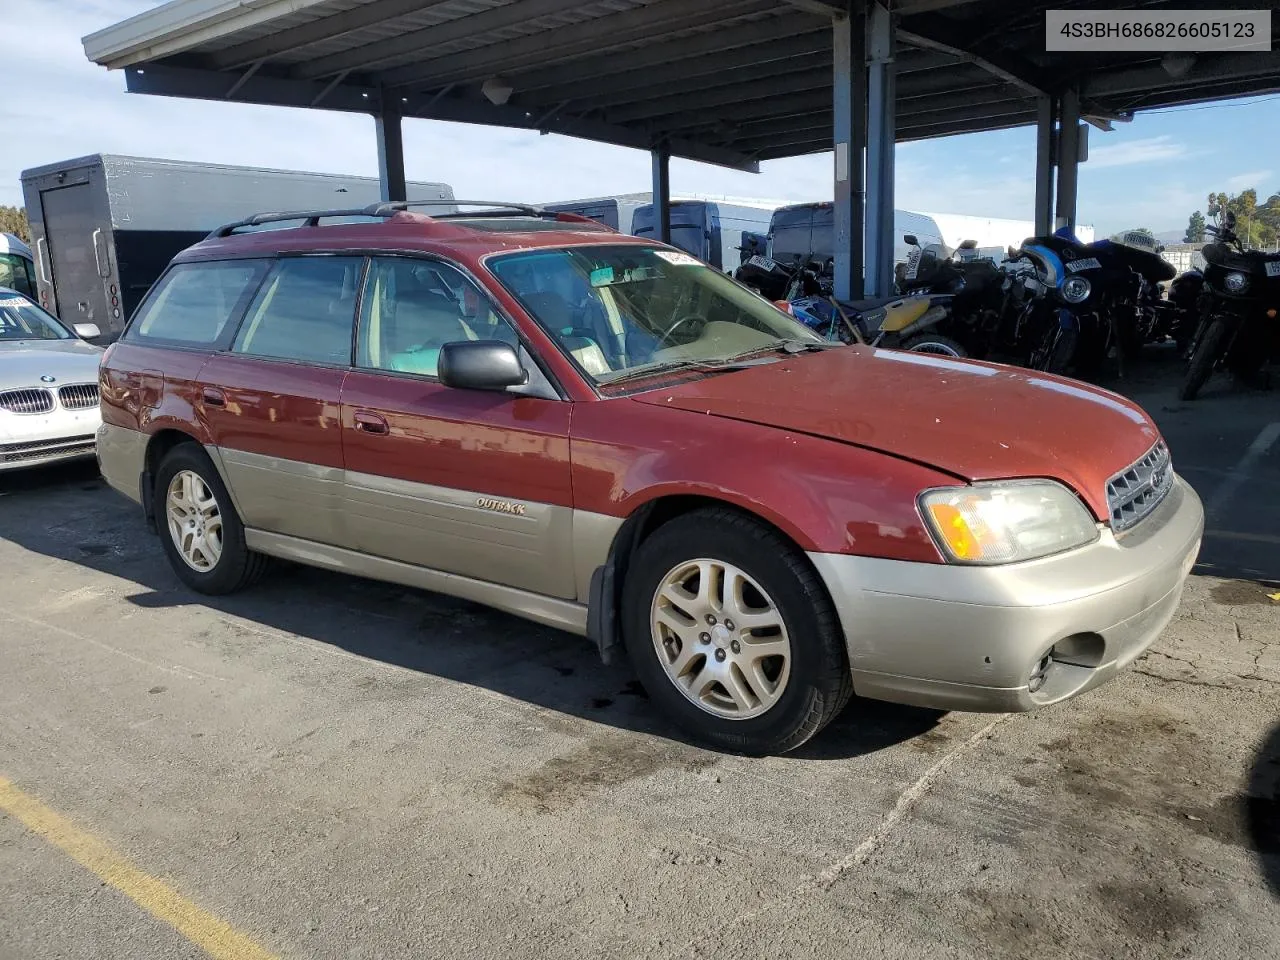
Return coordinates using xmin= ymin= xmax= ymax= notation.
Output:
xmin=202 ymin=386 xmax=226 ymax=408
xmin=353 ymin=411 xmax=389 ymax=435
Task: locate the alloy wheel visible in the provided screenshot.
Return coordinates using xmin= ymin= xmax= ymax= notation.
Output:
xmin=165 ymin=469 xmax=223 ymax=572
xmin=649 ymin=558 xmax=791 ymax=720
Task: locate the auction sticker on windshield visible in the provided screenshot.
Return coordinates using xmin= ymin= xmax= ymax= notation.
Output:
xmin=653 ymin=250 xmax=702 ymax=266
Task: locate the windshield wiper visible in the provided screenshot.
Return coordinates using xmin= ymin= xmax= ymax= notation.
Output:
xmin=601 ymin=355 xmax=776 ymax=387
xmin=776 ymin=338 xmax=841 ymax=354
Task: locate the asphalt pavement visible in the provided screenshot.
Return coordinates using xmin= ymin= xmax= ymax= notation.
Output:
xmin=0 ymin=353 xmax=1276 ymax=960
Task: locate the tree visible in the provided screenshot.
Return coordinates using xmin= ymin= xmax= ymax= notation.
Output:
xmin=1184 ymin=211 xmax=1206 ymax=243
xmin=0 ymin=206 xmax=30 ymax=243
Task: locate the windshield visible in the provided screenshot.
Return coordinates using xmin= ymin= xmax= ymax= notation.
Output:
xmin=488 ymin=244 xmax=823 ymax=385
xmin=0 ymin=295 xmax=71 ymax=342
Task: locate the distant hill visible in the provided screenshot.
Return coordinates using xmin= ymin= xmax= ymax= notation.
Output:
xmin=1153 ymin=229 xmax=1185 ymax=245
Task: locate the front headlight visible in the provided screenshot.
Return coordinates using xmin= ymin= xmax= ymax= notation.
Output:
xmin=1061 ymin=276 xmax=1092 ymax=303
xmin=1223 ymin=271 xmax=1248 ymax=294
xmin=919 ymin=480 xmax=1099 ymax=564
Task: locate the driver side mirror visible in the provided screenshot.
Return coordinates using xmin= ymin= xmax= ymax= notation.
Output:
xmin=903 ymin=234 xmax=919 ymax=246
xmin=438 ymin=340 xmax=527 ymax=391
xmin=73 ymin=322 xmax=101 ymax=339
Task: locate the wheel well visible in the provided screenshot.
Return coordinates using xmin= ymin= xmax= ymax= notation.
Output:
xmin=140 ymin=429 xmax=199 ymax=531
xmin=589 ymin=494 xmax=815 ymax=664
xmin=145 ymin=428 xmax=198 ymax=475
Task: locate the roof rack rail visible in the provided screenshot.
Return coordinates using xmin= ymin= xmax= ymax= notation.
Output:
xmin=206 ymin=200 xmax=573 ymax=240
xmin=206 ymin=207 xmax=377 ymax=239
xmin=364 ymin=199 xmax=546 ymax=218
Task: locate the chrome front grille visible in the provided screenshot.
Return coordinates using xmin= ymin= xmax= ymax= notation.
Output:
xmin=1106 ymin=441 xmax=1173 ymax=533
xmin=0 ymin=388 xmax=54 ymax=414
xmin=0 ymin=435 xmax=96 ymax=463
xmin=58 ymin=383 xmax=100 ymax=410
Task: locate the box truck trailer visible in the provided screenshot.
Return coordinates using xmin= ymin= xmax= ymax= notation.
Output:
xmin=631 ymin=199 xmax=778 ymax=270
xmin=20 ymin=155 xmax=455 ymax=341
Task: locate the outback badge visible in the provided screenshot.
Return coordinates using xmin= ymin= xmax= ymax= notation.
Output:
xmin=476 ymin=496 xmax=526 ymax=516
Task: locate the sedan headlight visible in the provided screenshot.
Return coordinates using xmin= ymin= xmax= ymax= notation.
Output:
xmin=1061 ymin=276 xmax=1092 ymax=304
xmin=919 ymin=480 xmax=1099 ymax=564
xmin=1223 ymin=271 xmax=1248 ymax=294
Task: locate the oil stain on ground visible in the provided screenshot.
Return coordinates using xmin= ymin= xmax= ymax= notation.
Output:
xmin=494 ymin=733 xmax=716 ymax=814
xmin=1209 ymin=580 xmax=1276 ymax=605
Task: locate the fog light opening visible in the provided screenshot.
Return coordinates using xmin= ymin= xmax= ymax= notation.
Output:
xmin=1028 ymin=654 xmax=1052 ymax=694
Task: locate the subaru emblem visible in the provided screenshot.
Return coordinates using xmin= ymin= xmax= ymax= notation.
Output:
xmin=40 ymin=375 xmax=56 ymax=383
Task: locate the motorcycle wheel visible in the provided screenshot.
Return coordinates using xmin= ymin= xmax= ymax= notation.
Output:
xmin=1178 ymin=317 xmax=1229 ymax=401
xmin=1041 ymin=327 xmax=1078 ymax=375
xmin=901 ymin=333 xmax=967 ymax=358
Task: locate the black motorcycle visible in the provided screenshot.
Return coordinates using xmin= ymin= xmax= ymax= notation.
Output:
xmin=896 ymin=236 xmax=1005 ymax=357
xmin=733 ymin=252 xmax=815 ymax=302
xmin=987 ymin=233 xmax=1110 ymax=375
xmin=1179 ymin=211 xmax=1280 ymax=401
xmin=1165 ymin=268 xmax=1205 ymax=356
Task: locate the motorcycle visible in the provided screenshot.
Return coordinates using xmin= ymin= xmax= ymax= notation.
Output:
xmin=1178 ymin=211 xmax=1280 ymax=401
xmin=1087 ymin=231 xmax=1177 ymax=367
xmin=986 ymin=231 xmax=1106 ymax=375
xmin=1165 ymin=267 xmax=1205 ymax=356
xmin=733 ymin=251 xmax=806 ymax=302
xmin=787 ymin=290 xmax=959 ymax=354
xmin=897 ymin=235 xmax=1006 ymax=357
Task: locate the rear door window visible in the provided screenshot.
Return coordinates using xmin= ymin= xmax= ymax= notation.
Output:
xmin=231 ymin=256 xmax=364 ymax=365
xmin=127 ymin=260 xmax=269 ymax=346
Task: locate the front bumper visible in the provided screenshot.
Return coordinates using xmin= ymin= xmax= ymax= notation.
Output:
xmin=808 ymin=476 xmax=1204 ymax=713
xmin=0 ymin=410 xmax=102 ymax=472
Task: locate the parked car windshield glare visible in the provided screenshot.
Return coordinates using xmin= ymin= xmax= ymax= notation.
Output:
xmin=487 ymin=245 xmax=823 ymax=384
xmin=0 ymin=295 xmax=71 ymax=342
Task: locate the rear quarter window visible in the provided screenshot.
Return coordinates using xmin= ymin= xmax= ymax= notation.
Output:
xmin=126 ymin=260 xmax=269 ymax=347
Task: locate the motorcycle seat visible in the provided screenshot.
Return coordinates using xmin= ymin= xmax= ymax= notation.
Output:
xmin=842 ymin=295 xmax=906 ymax=312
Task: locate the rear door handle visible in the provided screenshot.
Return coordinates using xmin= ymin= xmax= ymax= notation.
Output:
xmin=202 ymin=386 xmax=226 ymax=408
xmin=353 ymin=411 xmax=389 ymax=435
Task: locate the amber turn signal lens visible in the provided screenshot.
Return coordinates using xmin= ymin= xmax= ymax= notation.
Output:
xmin=1267 ymin=308 xmax=1277 ymax=319
xmin=925 ymin=502 xmax=980 ymax=560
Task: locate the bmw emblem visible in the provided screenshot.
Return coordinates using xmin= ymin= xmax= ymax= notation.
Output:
xmin=40 ymin=375 xmax=56 ymax=383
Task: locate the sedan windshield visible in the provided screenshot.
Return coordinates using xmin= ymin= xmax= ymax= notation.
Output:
xmin=0 ymin=295 xmax=71 ymax=342
xmin=487 ymin=245 xmax=823 ymax=384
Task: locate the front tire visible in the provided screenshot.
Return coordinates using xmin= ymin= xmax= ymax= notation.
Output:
xmin=621 ymin=507 xmax=852 ymax=755
xmin=154 ymin=444 xmax=268 ymax=595
xmin=902 ymin=332 xmax=967 ymax=358
xmin=1179 ymin=317 xmax=1229 ymax=401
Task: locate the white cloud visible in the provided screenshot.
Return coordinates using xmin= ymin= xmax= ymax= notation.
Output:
xmin=1087 ymin=135 xmax=1188 ymax=169
xmin=1223 ymin=170 xmax=1273 ymax=192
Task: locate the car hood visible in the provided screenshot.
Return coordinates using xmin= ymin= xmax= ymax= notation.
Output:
xmin=629 ymin=346 xmax=1161 ymax=520
xmin=0 ymin=340 xmax=103 ymax=389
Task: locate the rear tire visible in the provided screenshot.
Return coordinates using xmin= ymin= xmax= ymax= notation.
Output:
xmin=621 ymin=508 xmax=852 ymax=755
xmin=902 ymin=333 xmax=967 ymax=358
xmin=154 ymin=444 xmax=268 ymax=595
xmin=1179 ymin=318 xmax=1229 ymax=401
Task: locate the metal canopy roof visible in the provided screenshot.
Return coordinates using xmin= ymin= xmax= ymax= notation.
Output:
xmin=84 ymin=0 xmax=1280 ymax=172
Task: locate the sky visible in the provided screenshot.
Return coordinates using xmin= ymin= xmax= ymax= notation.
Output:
xmin=4 ymin=0 xmax=1279 ymax=238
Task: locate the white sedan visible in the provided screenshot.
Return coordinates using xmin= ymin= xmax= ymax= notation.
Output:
xmin=0 ymin=289 xmax=104 ymax=471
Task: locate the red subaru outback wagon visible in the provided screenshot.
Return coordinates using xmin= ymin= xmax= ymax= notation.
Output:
xmin=97 ymin=202 xmax=1203 ymax=754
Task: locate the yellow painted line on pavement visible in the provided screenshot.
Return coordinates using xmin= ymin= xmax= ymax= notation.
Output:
xmin=0 ymin=776 xmax=279 ymax=960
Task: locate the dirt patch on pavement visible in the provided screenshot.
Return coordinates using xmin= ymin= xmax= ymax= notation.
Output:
xmin=495 ymin=733 xmax=716 ymax=814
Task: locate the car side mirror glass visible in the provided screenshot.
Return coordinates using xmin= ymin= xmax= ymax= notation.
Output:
xmin=903 ymin=234 xmax=918 ymax=246
xmin=437 ymin=340 xmax=527 ymax=391
xmin=73 ymin=322 xmax=101 ymax=339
